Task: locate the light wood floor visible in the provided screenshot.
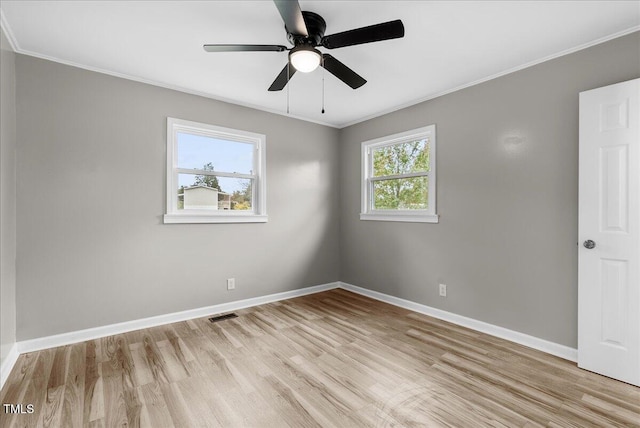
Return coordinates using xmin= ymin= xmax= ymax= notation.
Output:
xmin=1 ymin=289 xmax=639 ymax=427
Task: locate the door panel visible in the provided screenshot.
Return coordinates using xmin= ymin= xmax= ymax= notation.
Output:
xmin=578 ymin=78 xmax=639 ymax=386
xmin=600 ymin=145 xmax=627 ymax=232
xmin=600 ymin=258 xmax=626 ymax=346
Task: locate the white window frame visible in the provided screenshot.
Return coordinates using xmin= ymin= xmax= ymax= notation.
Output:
xmin=164 ymin=117 xmax=267 ymax=224
xmin=360 ymin=125 xmax=438 ymax=223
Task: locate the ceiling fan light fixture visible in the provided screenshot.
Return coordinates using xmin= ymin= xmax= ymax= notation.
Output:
xmin=289 ymin=45 xmax=321 ymax=73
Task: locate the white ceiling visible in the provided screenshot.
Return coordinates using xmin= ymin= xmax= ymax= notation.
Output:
xmin=1 ymin=1 xmax=638 ymax=128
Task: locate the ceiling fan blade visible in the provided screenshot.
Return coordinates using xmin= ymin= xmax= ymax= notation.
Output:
xmin=273 ymin=0 xmax=308 ymax=36
xmin=321 ymin=20 xmax=404 ymax=49
xmin=268 ymin=63 xmax=297 ymax=91
xmin=321 ymin=54 xmax=366 ymax=89
xmin=203 ymin=44 xmax=288 ymax=52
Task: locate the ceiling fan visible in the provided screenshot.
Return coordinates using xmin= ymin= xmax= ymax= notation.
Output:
xmin=203 ymin=0 xmax=405 ymax=91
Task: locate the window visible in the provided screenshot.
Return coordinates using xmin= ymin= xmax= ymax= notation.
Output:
xmin=361 ymin=125 xmax=438 ymax=223
xmin=164 ymin=117 xmax=267 ymax=223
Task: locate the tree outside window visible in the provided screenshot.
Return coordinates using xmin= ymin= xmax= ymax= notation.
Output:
xmin=372 ymin=140 xmax=430 ymax=210
xmin=361 ymin=125 xmax=438 ymax=223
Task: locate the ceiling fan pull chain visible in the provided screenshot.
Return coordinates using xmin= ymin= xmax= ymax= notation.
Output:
xmin=321 ymin=56 xmax=325 ymax=114
xmin=286 ymin=62 xmax=290 ymax=114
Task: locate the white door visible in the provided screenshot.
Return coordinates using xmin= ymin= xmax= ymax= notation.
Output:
xmin=578 ymin=78 xmax=639 ymax=386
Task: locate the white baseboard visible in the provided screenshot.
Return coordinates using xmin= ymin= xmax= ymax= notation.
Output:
xmin=1 ymin=342 xmax=19 ymax=390
xmin=17 ymin=282 xmax=340 ymax=354
xmin=339 ymin=282 xmax=578 ymax=362
xmin=3 ymin=280 xmax=578 ymax=389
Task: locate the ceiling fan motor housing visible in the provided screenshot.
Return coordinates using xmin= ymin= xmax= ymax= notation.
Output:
xmin=287 ymin=11 xmax=326 ymax=46
xmin=204 ymin=1 xmax=405 ymax=91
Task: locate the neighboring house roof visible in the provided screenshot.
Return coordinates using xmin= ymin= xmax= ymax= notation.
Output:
xmin=185 ymin=185 xmax=217 ymax=191
xmin=182 ymin=185 xmax=229 ymax=195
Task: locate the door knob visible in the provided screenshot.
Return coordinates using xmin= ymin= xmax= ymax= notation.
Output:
xmin=583 ymin=240 xmax=596 ymax=249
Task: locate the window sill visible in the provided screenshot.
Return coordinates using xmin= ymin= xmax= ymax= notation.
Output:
xmin=164 ymin=213 xmax=268 ymax=224
xmin=360 ymin=213 xmax=439 ymax=223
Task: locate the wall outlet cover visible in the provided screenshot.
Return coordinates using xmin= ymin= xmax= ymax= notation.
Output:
xmin=439 ymin=283 xmax=447 ymax=297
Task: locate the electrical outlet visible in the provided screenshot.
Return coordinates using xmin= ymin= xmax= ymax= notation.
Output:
xmin=439 ymin=283 xmax=447 ymax=297
xmin=227 ymin=278 xmax=236 ymax=290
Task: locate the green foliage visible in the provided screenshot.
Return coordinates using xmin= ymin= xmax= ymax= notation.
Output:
xmin=194 ymin=162 xmax=221 ymax=191
xmin=372 ymin=140 xmax=429 ymax=210
xmin=231 ymin=181 xmax=252 ymax=210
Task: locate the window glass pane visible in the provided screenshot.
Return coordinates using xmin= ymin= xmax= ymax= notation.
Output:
xmin=178 ymin=173 xmax=252 ymax=211
xmin=177 ymin=132 xmax=254 ymax=174
xmin=373 ymin=176 xmax=428 ymax=210
xmin=372 ymin=139 xmax=429 ymax=177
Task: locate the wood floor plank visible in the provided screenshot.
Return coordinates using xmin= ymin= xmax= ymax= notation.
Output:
xmin=293 ymin=365 xmax=364 ymax=419
xmin=174 ymin=376 xmax=225 ymax=427
xmin=87 ymin=366 xmax=104 ymax=423
xmin=38 ymin=347 xmax=69 ymax=428
xmin=39 ymin=385 xmax=65 ymax=428
xmin=11 ymin=351 xmax=56 ymax=428
xmin=86 ymin=419 xmax=104 ymax=428
xmin=140 ymin=335 xmax=171 ymax=385
xmin=82 ymin=340 xmax=101 ymax=426
xmin=100 ymin=357 xmax=130 ymax=428
xmin=2 ymin=289 xmax=639 ymax=427
xmin=138 ymin=382 xmax=174 ymax=428
xmin=258 ymin=374 xmax=323 ymax=428
xmin=158 ymin=381 xmax=206 ymax=428
xmin=154 ymin=340 xmax=190 ymax=383
xmin=0 ymin=351 xmax=39 ymax=405
xmin=128 ymin=343 xmax=155 ymax=388
xmin=59 ymin=343 xmax=85 ymax=428
xmin=217 ymin=384 xmax=285 ymax=427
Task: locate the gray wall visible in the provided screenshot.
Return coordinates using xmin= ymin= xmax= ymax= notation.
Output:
xmin=1 ymin=28 xmax=17 ymax=365
xmin=15 ymin=56 xmax=340 ymax=340
xmin=11 ymin=31 xmax=640 ymax=348
xmin=339 ymin=32 xmax=640 ymax=348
